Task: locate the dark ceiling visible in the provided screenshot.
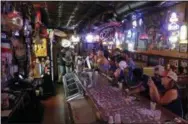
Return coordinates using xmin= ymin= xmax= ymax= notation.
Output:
xmin=6 ymin=1 xmax=181 ymax=32
xmin=31 ymin=1 xmax=128 ymax=29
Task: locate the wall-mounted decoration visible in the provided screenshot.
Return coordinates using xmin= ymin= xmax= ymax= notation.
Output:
xmin=180 ymin=60 xmax=188 ymax=74
xmin=34 ymin=38 xmax=47 ymax=57
xmin=159 ymin=58 xmax=165 ymax=65
xmin=61 ymin=39 xmax=71 ymax=48
xmin=141 ymin=55 xmax=148 ymax=62
xmin=179 ymin=25 xmax=188 ymax=44
xmin=99 ymin=26 xmax=115 ymax=41
xmin=167 ymin=12 xmax=180 ymax=50
xmin=148 ymin=56 xmax=160 ymax=66
xmin=169 ymin=59 xmax=179 ymax=68
xmin=133 ymin=53 xmax=137 ymax=60
xmin=179 ymin=43 xmax=188 ymax=53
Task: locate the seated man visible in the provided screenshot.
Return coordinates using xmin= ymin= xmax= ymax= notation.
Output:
xmin=126 ymin=68 xmax=150 ymax=98
xmin=127 ymin=65 xmax=165 ymax=99
xmin=148 ymin=71 xmax=183 ymax=117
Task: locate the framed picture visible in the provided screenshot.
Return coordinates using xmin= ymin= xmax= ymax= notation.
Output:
xmin=179 ymin=43 xmax=188 ymax=53
xmin=133 ymin=54 xmax=137 ymax=60
xmin=159 ymin=58 xmax=165 ymax=65
xmin=169 ymin=59 xmax=179 ymax=68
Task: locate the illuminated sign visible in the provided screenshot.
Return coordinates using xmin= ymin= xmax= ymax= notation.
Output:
xmin=168 ymin=12 xmax=179 ymax=31
xmin=169 ymin=12 xmax=178 ymax=23
xmin=169 ymin=35 xmax=178 ymax=43
xmin=139 ymin=18 xmax=143 ymax=26
xmin=127 ymin=30 xmax=132 ymax=38
xmin=132 ymin=20 xmax=137 ymax=28
xmin=1 ymin=33 xmax=6 ymax=39
xmin=61 ymin=39 xmax=71 ymax=47
xmin=168 ymin=24 xmax=179 ymax=31
xmin=180 ymin=25 xmax=187 ymax=41
xmin=71 ymin=35 xmax=80 ymax=43
xmin=86 ymin=34 xmax=94 ymax=43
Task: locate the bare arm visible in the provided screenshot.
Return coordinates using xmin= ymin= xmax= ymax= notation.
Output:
xmin=128 ymin=86 xmax=145 ymax=95
xmin=150 ymin=86 xmax=178 ymax=105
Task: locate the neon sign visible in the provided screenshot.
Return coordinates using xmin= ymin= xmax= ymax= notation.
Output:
xmin=168 ymin=12 xmax=179 ymax=31
xmin=169 ymin=12 xmax=178 ymax=23
xmin=132 ymin=20 xmax=137 ymax=28
xmin=168 ymin=24 xmax=179 ymax=31
xmin=127 ymin=30 xmax=132 ymax=38
xmin=139 ymin=18 xmax=143 ymax=26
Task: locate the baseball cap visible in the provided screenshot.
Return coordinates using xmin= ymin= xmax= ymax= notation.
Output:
xmin=154 ymin=65 xmax=165 ymax=76
xmin=167 ymin=71 xmax=178 ymax=82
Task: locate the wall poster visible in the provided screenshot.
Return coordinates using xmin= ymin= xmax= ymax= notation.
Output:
xmin=34 ymin=38 xmax=47 ymax=57
xmin=179 ymin=43 xmax=188 ymax=53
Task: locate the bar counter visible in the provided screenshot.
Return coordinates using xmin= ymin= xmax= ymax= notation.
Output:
xmin=76 ymin=71 xmax=187 ymax=123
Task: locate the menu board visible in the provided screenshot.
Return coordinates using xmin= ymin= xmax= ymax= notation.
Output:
xmin=34 ymin=38 xmax=47 ymax=57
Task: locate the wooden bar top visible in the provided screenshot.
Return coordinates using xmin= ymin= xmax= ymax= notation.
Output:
xmin=135 ymin=50 xmax=188 ymax=59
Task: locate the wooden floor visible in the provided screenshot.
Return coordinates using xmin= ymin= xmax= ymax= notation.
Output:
xmin=41 ymin=84 xmax=67 ymax=124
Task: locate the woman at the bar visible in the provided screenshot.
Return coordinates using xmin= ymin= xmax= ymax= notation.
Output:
xmin=148 ymin=71 xmax=183 ymax=117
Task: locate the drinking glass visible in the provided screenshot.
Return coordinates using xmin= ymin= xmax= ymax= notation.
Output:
xmin=114 ymin=113 xmax=121 ymax=124
xmin=108 ymin=116 xmax=114 ymax=124
xmin=150 ymin=101 xmax=156 ymax=110
xmin=154 ymin=110 xmax=161 ymax=121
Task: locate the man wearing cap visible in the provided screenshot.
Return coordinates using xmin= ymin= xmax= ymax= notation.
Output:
xmin=148 ymin=71 xmax=183 ymax=117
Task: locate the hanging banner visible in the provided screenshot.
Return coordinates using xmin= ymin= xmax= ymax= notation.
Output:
xmin=34 ymin=38 xmax=47 ymax=57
